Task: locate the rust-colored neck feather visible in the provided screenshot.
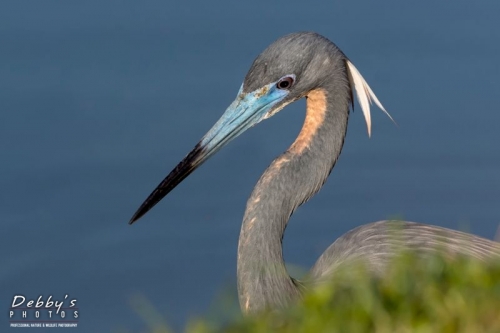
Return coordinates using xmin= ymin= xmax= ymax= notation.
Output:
xmin=290 ymin=89 xmax=328 ymax=154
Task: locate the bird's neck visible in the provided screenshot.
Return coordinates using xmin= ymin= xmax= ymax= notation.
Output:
xmin=237 ymin=83 xmax=351 ymax=313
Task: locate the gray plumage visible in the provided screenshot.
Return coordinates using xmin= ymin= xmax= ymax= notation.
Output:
xmin=129 ymin=32 xmax=500 ymax=315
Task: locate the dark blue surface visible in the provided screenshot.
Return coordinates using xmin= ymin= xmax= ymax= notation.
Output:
xmin=1 ymin=1 xmax=500 ymax=331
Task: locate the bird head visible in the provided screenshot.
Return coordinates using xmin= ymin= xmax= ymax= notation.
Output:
xmin=129 ymin=32 xmax=392 ymax=223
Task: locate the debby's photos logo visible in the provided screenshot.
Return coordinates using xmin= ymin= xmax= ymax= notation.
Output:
xmin=8 ymin=294 xmax=79 ymax=328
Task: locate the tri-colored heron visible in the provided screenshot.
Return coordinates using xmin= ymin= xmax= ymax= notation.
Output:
xmin=129 ymin=32 xmax=500 ymax=314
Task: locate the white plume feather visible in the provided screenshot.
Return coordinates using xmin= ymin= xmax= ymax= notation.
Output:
xmin=346 ymin=60 xmax=395 ymax=137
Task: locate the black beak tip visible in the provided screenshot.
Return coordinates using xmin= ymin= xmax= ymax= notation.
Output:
xmin=128 ymin=209 xmax=144 ymax=225
xmin=128 ymin=143 xmax=205 ymax=226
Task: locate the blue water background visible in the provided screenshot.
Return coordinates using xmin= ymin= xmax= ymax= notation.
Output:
xmin=1 ymin=0 xmax=499 ymax=331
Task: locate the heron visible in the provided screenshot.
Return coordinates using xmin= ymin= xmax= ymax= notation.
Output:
xmin=129 ymin=32 xmax=500 ymax=314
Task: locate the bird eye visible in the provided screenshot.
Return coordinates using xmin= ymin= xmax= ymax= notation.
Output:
xmin=276 ymin=76 xmax=294 ymax=90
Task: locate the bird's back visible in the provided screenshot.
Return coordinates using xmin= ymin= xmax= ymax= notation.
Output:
xmin=309 ymin=221 xmax=500 ymax=283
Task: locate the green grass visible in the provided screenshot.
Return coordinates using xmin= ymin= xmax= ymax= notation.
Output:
xmin=191 ymin=253 xmax=500 ymax=333
xmin=132 ymin=252 xmax=500 ymax=333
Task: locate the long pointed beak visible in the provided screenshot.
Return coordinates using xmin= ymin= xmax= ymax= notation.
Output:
xmin=129 ymin=81 xmax=291 ymax=224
